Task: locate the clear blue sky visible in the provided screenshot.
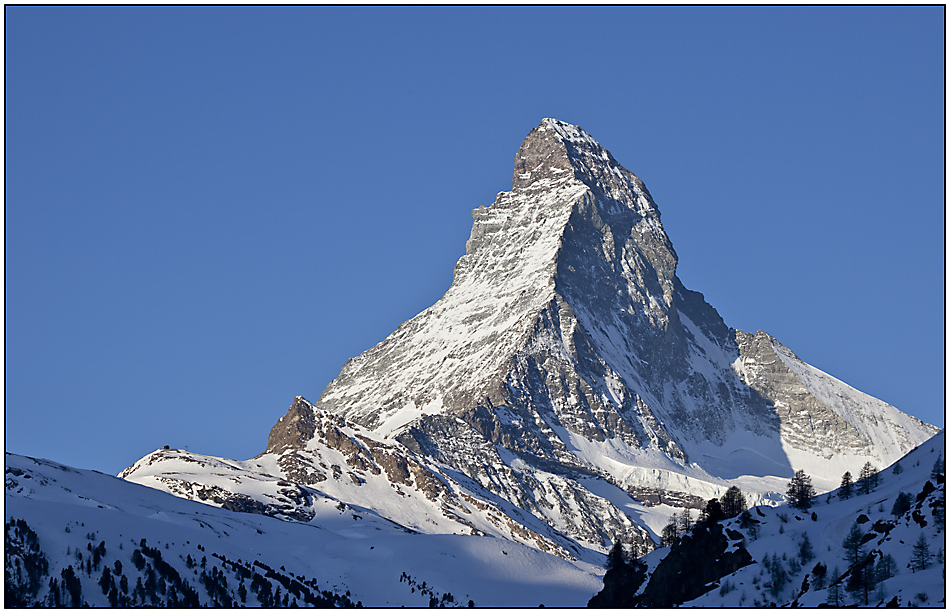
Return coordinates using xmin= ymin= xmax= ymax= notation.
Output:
xmin=7 ymin=7 xmax=944 ymax=475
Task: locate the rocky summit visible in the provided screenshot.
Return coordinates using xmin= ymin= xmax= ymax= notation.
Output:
xmin=121 ymin=119 xmax=938 ymax=561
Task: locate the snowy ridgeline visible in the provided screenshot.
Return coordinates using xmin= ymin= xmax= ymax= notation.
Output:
xmin=4 ymin=452 xmax=603 ymax=608
xmin=590 ymin=431 xmax=946 ymax=607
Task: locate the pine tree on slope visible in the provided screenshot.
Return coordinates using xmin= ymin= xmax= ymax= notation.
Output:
xmin=721 ymin=486 xmax=747 ymax=519
xmin=605 ymin=541 xmax=627 ymax=570
xmin=787 ymin=470 xmax=815 ymax=510
xmin=858 ymin=462 xmax=878 ymax=495
xmin=911 ymin=533 xmax=931 ymax=572
xmin=931 ymin=454 xmax=944 ymax=481
xmin=826 ymin=566 xmax=843 ymax=606
xmin=842 ymin=522 xmax=865 ymax=566
xmin=838 ymin=471 xmax=854 ymax=500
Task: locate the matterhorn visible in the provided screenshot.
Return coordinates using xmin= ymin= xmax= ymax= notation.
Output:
xmin=121 ymin=118 xmax=937 ymax=560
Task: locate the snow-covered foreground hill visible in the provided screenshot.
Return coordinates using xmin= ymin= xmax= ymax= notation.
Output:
xmin=591 ymin=431 xmax=946 ymax=607
xmin=4 ymin=452 xmax=603 ymax=607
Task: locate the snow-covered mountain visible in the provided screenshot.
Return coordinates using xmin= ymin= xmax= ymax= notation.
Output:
xmin=312 ymin=118 xmax=935 ymax=492
xmin=589 ymin=431 xmax=946 ymax=607
xmin=119 ymin=119 xmax=937 ymax=562
xmin=5 ymin=451 xmax=603 ymax=607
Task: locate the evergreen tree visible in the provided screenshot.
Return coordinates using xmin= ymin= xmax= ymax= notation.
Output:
xmin=48 ymin=578 xmax=61 ymax=607
xmin=661 ymin=521 xmax=679 ymax=547
xmin=876 ymin=553 xmax=897 ymax=581
xmin=605 ymin=541 xmax=627 ymax=570
xmin=676 ymin=508 xmax=692 ymax=533
xmin=891 ymin=492 xmax=912 ymax=517
xmin=788 ymin=554 xmax=802 ymax=577
xmin=61 ymin=566 xmax=82 ymax=607
xmin=798 ymin=531 xmax=814 ymax=564
xmin=931 ymin=454 xmax=944 ymax=481
xmin=858 ymin=462 xmax=877 ymax=495
xmin=94 ymin=541 xmax=106 ymax=570
xmin=842 ymin=522 xmax=865 ymax=565
xmin=846 ymin=554 xmax=875 ymax=605
xmin=99 ymin=566 xmax=112 ymax=595
xmin=892 ymin=461 xmax=903 ymax=475
xmin=721 ymin=486 xmax=747 ymax=518
xmin=838 ymin=471 xmax=854 ymax=499
xmin=826 ymin=566 xmax=843 ymax=606
xmin=786 ymin=470 xmax=815 ymax=510
xmin=911 ymin=533 xmax=931 ymax=571
xmin=131 ymin=549 xmax=145 ymax=571
xmin=700 ymin=498 xmax=724 ymax=525
xmin=765 ymin=553 xmax=788 ymax=598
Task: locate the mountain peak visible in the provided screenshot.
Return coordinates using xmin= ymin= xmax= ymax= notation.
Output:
xmin=513 ymin=119 xmax=659 ymax=220
xmin=513 ymin=118 xmax=617 ymax=190
xmin=306 ymin=120 xmax=935 ymax=472
xmin=511 ymin=119 xmax=577 ymax=190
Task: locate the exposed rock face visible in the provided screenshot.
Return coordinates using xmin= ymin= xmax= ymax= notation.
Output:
xmin=267 ymin=396 xmax=318 ymax=453
xmin=732 ymin=330 xmax=935 ymax=465
xmin=734 ymin=331 xmax=864 ymax=457
xmin=122 ymin=119 xmax=938 ymax=562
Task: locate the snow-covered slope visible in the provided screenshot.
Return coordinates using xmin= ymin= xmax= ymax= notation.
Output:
xmin=120 ymin=118 xmax=937 ymax=563
xmin=120 ymin=397 xmax=619 ymax=563
xmin=590 ymin=431 xmax=945 ymax=607
xmin=5 ymin=451 xmax=603 ymax=607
